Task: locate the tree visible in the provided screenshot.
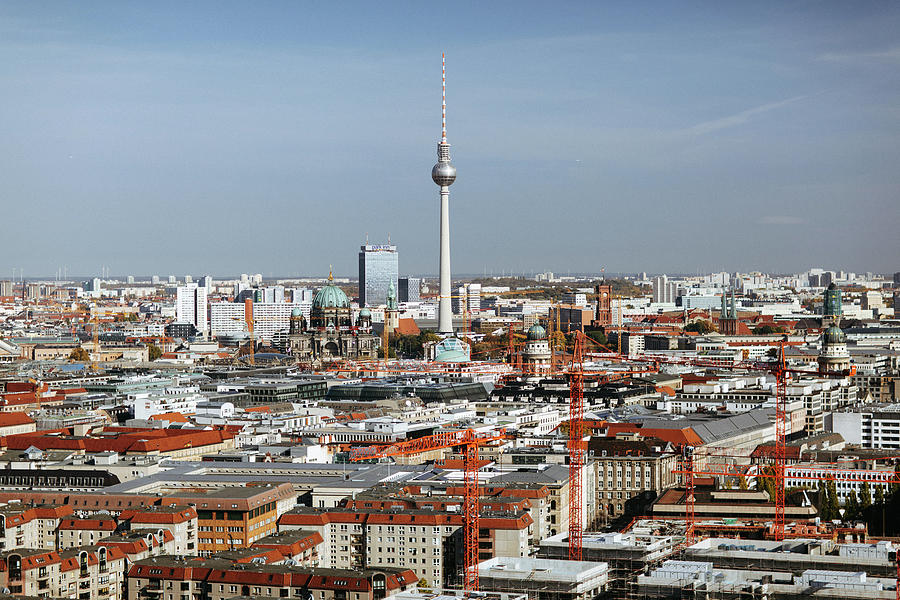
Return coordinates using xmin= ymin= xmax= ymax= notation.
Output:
xmin=816 ymin=482 xmax=831 ymax=520
xmin=738 ymin=476 xmax=748 ymax=490
xmin=585 ymin=329 xmax=607 ymax=347
xmin=826 ymin=481 xmax=840 ymax=521
xmin=147 ymin=343 xmax=162 ymax=361
xmin=753 ymin=324 xmax=785 ymax=335
xmin=844 ymin=488 xmax=860 ymax=521
xmin=69 ymin=347 xmax=90 ymax=362
xmin=756 ymin=467 xmax=776 ymax=500
xmin=859 ymin=482 xmax=872 ymax=511
xmin=875 ymin=485 xmax=886 ymax=506
xmin=684 ymin=320 xmax=715 ymax=334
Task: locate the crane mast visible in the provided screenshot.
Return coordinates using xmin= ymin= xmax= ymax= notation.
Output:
xmin=350 ymin=428 xmax=505 ymax=591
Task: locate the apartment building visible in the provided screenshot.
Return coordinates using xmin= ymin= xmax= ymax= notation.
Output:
xmin=128 ymin=557 xmax=418 ymax=600
xmin=177 ymin=484 xmax=297 ymax=556
xmin=279 ymin=505 xmax=533 ymax=588
xmin=587 ymin=434 xmax=679 ymax=520
xmin=99 ymin=529 xmax=178 ymax=563
xmin=251 ymin=530 xmax=325 ymax=567
xmin=0 ymin=504 xmax=72 ymax=551
xmin=0 ymin=483 xmax=297 ymax=557
xmin=57 ymin=516 xmax=118 ymax=549
xmin=118 ymin=505 xmax=198 ymax=556
xmin=0 ymin=545 xmax=126 ymax=600
xmin=832 ymin=404 xmax=900 ymax=449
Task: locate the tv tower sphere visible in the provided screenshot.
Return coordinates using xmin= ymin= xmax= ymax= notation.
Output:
xmin=432 ymin=161 xmax=456 ymax=186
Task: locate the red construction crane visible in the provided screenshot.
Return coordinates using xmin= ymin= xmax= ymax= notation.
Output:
xmin=349 ymin=428 xmax=506 ymax=591
xmin=568 ymin=332 xmax=585 ymax=561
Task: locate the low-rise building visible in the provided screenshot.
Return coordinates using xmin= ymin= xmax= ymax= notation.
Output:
xmin=127 ymin=556 xmax=418 ymax=600
xmin=478 ymin=557 xmax=609 ymax=600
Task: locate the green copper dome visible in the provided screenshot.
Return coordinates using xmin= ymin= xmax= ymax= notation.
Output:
xmin=823 ymin=324 xmax=846 ymax=345
xmin=291 ymin=307 xmax=303 ymax=317
xmin=313 ymin=279 xmax=349 ymax=309
xmin=527 ymin=324 xmax=547 ymax=340
xmin=359 ymin=307 xmax=371 ymax=318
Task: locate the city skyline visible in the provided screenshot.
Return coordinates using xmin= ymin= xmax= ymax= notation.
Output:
xmin=2 ymin=3 xmax=898 ymax=276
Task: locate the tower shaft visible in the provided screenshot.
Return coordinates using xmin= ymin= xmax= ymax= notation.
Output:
xmin=439 ymin=186 xmax=452 ymax=333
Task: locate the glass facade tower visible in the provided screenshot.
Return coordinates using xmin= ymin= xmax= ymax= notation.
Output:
xmin=358 ymin=244 xmax=399 ymax=307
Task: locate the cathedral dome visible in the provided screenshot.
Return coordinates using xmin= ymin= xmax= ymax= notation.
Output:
xmin=823 ymin=324 xmax=846 ymax=345
xmin=313 ymin=282 xmax=349 ymax=309
xmin=359 ymin=307 xmax=371 ymax=318
xmin=291 ymin=307 xmax=303 ymax=317
xmin=527 ymin=324 xmax=547 ymax=340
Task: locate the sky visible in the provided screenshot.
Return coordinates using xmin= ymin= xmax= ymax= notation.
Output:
xmin=1 ymin=2 xmax=898 ymax=279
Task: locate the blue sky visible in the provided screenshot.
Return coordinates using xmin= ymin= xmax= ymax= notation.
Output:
xmin=1 ymin=2 xmax=898 ymax=278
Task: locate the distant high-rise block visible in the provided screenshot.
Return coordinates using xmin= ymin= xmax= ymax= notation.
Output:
xmin=359 ymin=243 xmax=398 ymax=306
xmin=0 ymin=281 xmax=13 ymax=297
xmin=176 ymin=284 xmax=209 ymax=333
xmin=398 ymin=277 xmax=421 ymax=303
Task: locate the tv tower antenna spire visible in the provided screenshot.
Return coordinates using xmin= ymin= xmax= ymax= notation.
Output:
xmin=442 ymin=52 xmax=447 ymax=143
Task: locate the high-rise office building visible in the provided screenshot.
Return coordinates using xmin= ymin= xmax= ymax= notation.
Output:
xmin=200 ymin=275 xmax=213 ymax=292
xmin=176 ymin=284 xmax=209 ymax=333
xmin=398 ymin=277 xmax=421 ymax=303
xmin=0 ymin=281 xmax=12 ymax=297
xmin=358 ymin=243 xmax=398 ymax=306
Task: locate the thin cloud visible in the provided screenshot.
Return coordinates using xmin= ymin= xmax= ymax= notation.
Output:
xmin=759 ymin=215 xmax=805 ymax=226
xmin=819 ymin=47 xmax=900 ymax=64
xmin=687 ymin=96 xmax=807 ymax=136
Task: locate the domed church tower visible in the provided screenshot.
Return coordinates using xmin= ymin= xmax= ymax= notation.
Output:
xmin=818 ymin=284 xmax=850 ymax=373
xmin=523 ymin=323 xmax=551 ymax=373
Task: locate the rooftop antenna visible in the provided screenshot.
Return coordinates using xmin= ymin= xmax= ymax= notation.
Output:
xmin=441 ymin=52 xmax=447 ymax=143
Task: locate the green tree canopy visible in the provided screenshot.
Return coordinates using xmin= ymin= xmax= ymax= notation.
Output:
xmin=69 ymin=347 xmax=90 ymax=362
xmin=859 ymin=482 xmax=872 ymax=510
xmin=585 ymin=329 xmax=608 ymax=348
xmin=684 ymin=320 xmax=716 ymax=334
xmin=844 ymin=488 xmax=860 ymax=521
xmin=147 ymin=343 xmax=162 ymax=361
xmin=753 ymin=324 xmax=786 ymax=335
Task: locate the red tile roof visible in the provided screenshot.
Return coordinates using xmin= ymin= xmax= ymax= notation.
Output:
xmin=0 ymin=412 xmax=35 ymax=427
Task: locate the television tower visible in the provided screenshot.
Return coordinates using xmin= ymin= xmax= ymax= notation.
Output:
xmin=432 ymin=53 xmax=456 ymax=334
